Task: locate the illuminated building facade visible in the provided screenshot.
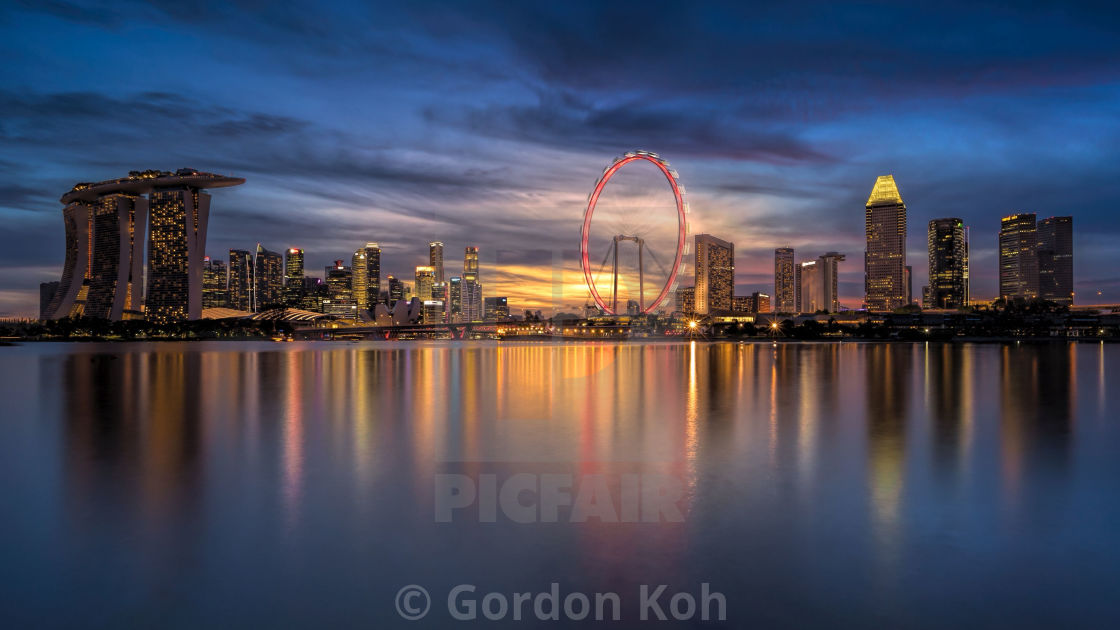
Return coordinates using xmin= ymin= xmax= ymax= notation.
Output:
xmin=388 ymin=275 xmax=404 ymax=304
xmin=864 ymin=175 xmax=907 ymax=311
xmin=927 ymin=218 xmax=968 ymax=309
xmin=462 ymin=247 xmax=482 ymax=322
xmin=463 ymin=281 xmax=482 ymax=322
xmin=752 ymin=292 xmax=771 ymax=314
xmin=363 ymin=243 xmax=381 ymax=308
xmin=463 ymin=246 xmax=479 ymax=282
xmin=352 ymin=249 xmax=368 ymax=311
xmin=422 ymin=300 xmax=445 ymax=324
xmin=202 ymin=257 xmax=228 ymax=309
xmin=774 ymin=247 xmax=795 ymax=313
xmin=46 ymin=201 xmax=93 ymax=319
xmin=85 ymin=193 xmax=147 ymax=320
xmin=227 ymin=249 xmax=254 ymax=311
xmin=448 ymin=276 xmax=463 ymax=321
xmin=284 ymin=248 xmax=304 ymax=307
xmin=798 ymin=261 xmax=821 ymax=313
xmin=676 ymin=286 xmax=695 ymax=315
xmin=429 ymin=241 xmax=444 ymax=283
xmin=694 ymin=234 xmax=734 ymax=314
xmin=253 ymin=244 xmax=283 ymax=311
xmin=818 ymin=252 xmax=845 ymax=313
xmin=484 ymin=296 xmax=509 ymax=321
xmin=146 ymin=187 xmax=210 ymax=322
xmin=999 ymin=213 xmax=1039 ymax=300
xmin=1038 ymin=216 xmax=1073 ymax=305
xmin=50 ymin=169 xmax=243 ymax=322
xmin=414 ymin=266 xmax=435 ymax=301
xmin=325 ymin=260 xmax=357 ymax=319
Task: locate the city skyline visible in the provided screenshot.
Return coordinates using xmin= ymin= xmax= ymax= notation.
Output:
xmin=3 ymin=3 xmax=1120 ymax=317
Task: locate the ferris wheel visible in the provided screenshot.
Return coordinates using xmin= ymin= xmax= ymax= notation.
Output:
xmin=580 ymin=151 xmax=690 ymax=315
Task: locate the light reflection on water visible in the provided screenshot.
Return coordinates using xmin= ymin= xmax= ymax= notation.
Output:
xmin=0 ymin=340 xmax=1118 ymax=627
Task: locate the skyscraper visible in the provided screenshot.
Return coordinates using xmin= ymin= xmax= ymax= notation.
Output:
xmin=352 ymin=248 xmax=368 ymax=311
xmin=864 ymin=175 xmax=907 ymax=311
xmin=999 ymin=213 xmax=1039 ymax=300
xmin=284 ymin=248 xmax=304 ymax=307
xmin=363 ymin=243 xmax=381 ymax=308
xmin=324 ymin=260 xmax=356 ymax=318
xmin=414 ymin=266 xmax=435 ymax=300
xmin=798 ymin=261 xmax=820 ymax=313
xmin=676 ymin=286 xmax=695 ymax=315
xmin=86 ymin=192 xmax=147 ymax=320
xmin=448 ymin=276 xmax=463 ymax=321
xmin=388 ymin=275 xmax=403 ymax=304
xmin=463 ymin=281 xmax=482 ymax=322
xmin=45 ymin=201 xmax=93 ymax=319
xmin=202 ymin=256 xmax=228 ymax=309
xmin=463 ymin=246 xmax=479 ymax=281
xmin=429 ymin=241 xmax=445 ymax=283
xmin=228 ymin=249 xmax=254 ymax=311
xmin=694 ymin=234 xmax=734 ymax=314
xmin=462 ymin=247 xmax=482 ymax=322
xmin=818 ymin=252 xmax=845 ymax=313
xmin=49 ymin=169 xmax=243 ymax=321
xmin=253 ymin=244 xmax=283 ymax=310
xmin=484 ymin=296 xmax=509 ymax=321
xmin=1038 ymin=216 xmax=1073 ymax=305
xmin=773 ymin=247 xmax=795 ymax=313
xmin=146 ymin=187 xmax=210 ymax=322
xmin=751 ymin=292 xmax=771 ymax=314
xmin=927 ymin=218 xmax=968 ymax=309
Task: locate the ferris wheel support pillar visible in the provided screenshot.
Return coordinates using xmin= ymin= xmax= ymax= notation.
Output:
xmin=638 ymin=238 xmax=645 ymax=312
xmin=612 ymin=236 xmax=620 ymax=314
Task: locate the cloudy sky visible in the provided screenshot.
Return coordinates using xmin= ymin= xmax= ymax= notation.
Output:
xmin=2 ymin=1 xmax=1119 ymax=316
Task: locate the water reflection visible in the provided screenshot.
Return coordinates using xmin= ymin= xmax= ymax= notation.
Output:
xmin=8 ymin=340 xmax=1111 ymax=627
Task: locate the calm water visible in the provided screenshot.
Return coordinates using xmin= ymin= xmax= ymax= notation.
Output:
xmin=1 ymin=341 xmax=1118 ymax=628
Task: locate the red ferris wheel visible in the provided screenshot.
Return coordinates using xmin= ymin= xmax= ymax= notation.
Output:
xmin=580 ymin=151 xmax=689 ymax=315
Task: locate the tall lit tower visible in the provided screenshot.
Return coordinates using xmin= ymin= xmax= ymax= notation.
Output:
xmin=462 ymin=247 xmax=482 ymax=321
xmin=773 ymin=247 xmax=795 ymax=313
xmin=352 ymin=248 xmax=369 ymax=311
xmin=999 ymin=213 xmax=1039 ymax=300
xmin=228 ymin=249 xmax=254 ymax=311
xmin=927 ymin=218 xmax=968 ymax=309
xmin=50 ymin=169 xmax=243 ymax=321
xmin=415 ymin=266 xmax=435 ymax=301
xmin=284 ymin=248 xmax=304 ymax=307
xmin=429 ymin=241 xmax=445 ymax=283
xmin=144 ymin=170 xmax=244 ymax=322
xmin=253 ymin=244 xmax=283 ymax=310
xmin=363 ymin=242 xmax=381 ymax=308
xmin=818 ymin=252 xmax=845 ymax=313
xmin=463 ymin=246 xmax=479 ymax=281
xmin=1038 ymin=216 xmax=1073 ymax=305
xmin=864 ymin=175 xmax=907 ymax=311
xmin=694 ymin=234 xmax=733 ymax=314
xmin=202 ymin=256 xmax=228 ymax=309
xmin=85 ymin=192 xmax=147 ymax=320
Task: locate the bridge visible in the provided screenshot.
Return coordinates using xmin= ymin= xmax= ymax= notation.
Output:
xmin=291 ymin=321 xmax=550 ymax=340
